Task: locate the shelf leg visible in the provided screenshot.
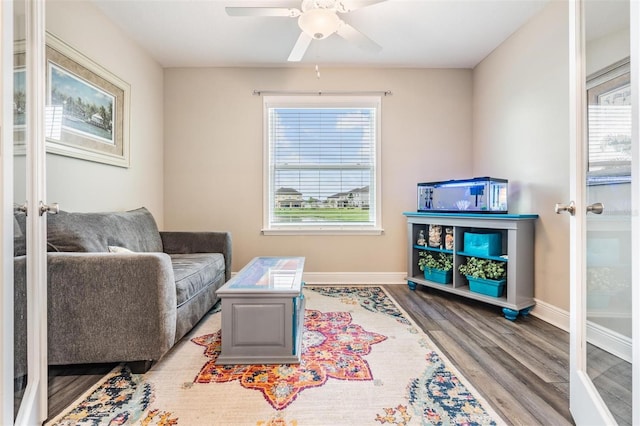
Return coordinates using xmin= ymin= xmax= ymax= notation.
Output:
xmin=502 ymin=307 xmax=519 ymax=321
xmin=407 ymin=281 xmax=417 ymax=291
xmin=519 ymin=307 xmax=533 ymax=317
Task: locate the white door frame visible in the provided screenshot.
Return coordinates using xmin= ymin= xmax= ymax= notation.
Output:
xmin=1 ymin=0 xmax=48 ymax=424
xmin=0 ymin=0 xmax=16 ymax=423
xmin=16 ymin=0 xmax=48 ymax=423
xmin=567 ymin=0 xmax=614 ymax=422
xmin=569 ymin=0 xmax=638 ymax=424
xmin=567 ymin=0 xmax=609 ymax=418
xmin=631 ymin=0 xmax=640 ymax=422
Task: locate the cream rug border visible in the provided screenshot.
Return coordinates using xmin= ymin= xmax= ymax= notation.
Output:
xmin=377 ymin=285 xmax=507 ymax=425
xmin=46 ymin=285 xmax=507 ymax=426
xmin=46 ymin=364 xmax=125 ymax=425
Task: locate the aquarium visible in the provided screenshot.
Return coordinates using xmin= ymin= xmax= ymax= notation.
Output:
xmin=417 ymin=177 xmax=508 ymax=213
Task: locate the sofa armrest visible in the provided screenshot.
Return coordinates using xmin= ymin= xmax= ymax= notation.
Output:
xmin=47 ymin=252 xmax=177 ymax=365
xmin=160 ymin=231 xmax=232 ymax=281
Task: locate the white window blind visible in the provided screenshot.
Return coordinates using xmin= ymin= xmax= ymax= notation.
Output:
xmin=588 ymin=105 xmax=631 ymax=168
xmin=263 ymin=96 xmax=381 ymax=234
xmin=586 ymin=60 xmax=631 ymax=185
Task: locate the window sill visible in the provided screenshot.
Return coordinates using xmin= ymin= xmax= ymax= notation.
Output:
xmin=262 ymin=228 xmax=384 ymax=236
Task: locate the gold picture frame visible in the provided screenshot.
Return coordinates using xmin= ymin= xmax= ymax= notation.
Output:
xmin=44 ymin=33 xmax=130 ymax=167
xmin=13 ymin=41 xmax=26 ymax=148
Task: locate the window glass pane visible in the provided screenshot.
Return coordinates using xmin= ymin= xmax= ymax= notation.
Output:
xmin=587 ymin=60 xmax=631 ymax=184
xmin=266 ymin=99 xmax=378 ymax=229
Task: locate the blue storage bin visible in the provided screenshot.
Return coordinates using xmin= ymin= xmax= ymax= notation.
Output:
xmin=464 ymin=232 xmax=502 ymax=256
xmin=467 ymin=277 xmax=506 ymax=297
xmin=423 ymin=268 xmax=452 ymax=284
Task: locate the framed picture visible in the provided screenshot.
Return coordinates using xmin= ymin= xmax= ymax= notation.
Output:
xmin=13 ymin=41 xmax=26 ymax=148
xmin=45 ymin=33 xmax=130 ymax=167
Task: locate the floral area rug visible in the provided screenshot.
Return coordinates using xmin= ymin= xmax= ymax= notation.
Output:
xmin=46 ymin=286 xmax=505 ymax=426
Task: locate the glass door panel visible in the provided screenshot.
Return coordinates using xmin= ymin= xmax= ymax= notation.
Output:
xmin=580 ymin=0 xmax=633 ymax=423
xmin=585 ymin=58 xmax=632 ymax=424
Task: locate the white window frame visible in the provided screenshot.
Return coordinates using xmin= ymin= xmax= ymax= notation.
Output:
xmin=262 ymin=95 xmax=382 ymax=235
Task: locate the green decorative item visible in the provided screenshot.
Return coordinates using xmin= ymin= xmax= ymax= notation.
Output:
xmin=418 ymin=252 xmax=453 ymax=272
xmin=459 ymin=257 xmax=507 ymax=297
xmin=458 ymin=256 xmax=506 ymax=280
xmin=418 ymin=252 xmax=453 ymax=284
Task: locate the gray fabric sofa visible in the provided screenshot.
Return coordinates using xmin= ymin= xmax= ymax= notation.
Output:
xmin=14 ymin=207 xmax=231 ymax=374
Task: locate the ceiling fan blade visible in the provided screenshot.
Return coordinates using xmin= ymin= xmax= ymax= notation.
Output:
xmin=225 ymin=7 xmax=301 ymax=17
xmin=288 ymin=32 xmax=313 ymax=62
xmin=336 ymin=0 xmax=387 ymax=13
xmin=336 ymin=22 xmax=382 ymax=53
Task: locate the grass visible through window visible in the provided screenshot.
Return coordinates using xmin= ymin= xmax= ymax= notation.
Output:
xmin=274 ymin=207 xmax=369 ymax=223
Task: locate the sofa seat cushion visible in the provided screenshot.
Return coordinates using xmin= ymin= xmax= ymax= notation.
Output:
xmin=171 ymin=253 xmax=225 ymax=307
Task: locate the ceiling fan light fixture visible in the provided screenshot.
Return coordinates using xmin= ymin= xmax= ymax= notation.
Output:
xmin=298 ymin=8 xmax=340 ymax=39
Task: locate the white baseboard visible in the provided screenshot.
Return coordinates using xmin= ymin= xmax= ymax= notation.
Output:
xmin=530 ymin=298 xmax=631 ymax=363
xmin=586 ymin=319 xmax=632 ymax=363
xmin=529 ymin=298 xmax=569 ymax=332
xmin=229 ymin=271 xmax=407 ymax=285
xmin=301 ymin=272 xmax=406 ymax=285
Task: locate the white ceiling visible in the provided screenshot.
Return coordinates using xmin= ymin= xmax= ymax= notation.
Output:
xmin=91 ymin=0 xmax=551 ymax=69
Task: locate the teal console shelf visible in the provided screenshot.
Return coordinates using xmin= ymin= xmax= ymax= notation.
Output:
xmin=404 ymin=212 xmax=538 ymax=320
xmin=456 ymin=251 xmax=508 ymax=262
xmin=413 ymin=245 xmax=453 ymax=254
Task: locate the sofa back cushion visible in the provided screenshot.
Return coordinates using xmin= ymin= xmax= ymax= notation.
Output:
xmin=47 ymin=207 xmax=163 ymax=253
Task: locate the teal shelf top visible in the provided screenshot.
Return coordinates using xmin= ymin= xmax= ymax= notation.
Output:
xmin=413 ymin=245 xmax=453 ymax=254
xmin=457 ymin=251 xmax=509 ymax=262
xmin=403 ymin=212 xmax=539 ymax=219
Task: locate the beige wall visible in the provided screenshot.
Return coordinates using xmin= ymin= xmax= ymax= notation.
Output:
xmin=41 ymin=0 xmax=165 ymax=223
xmin=472 ymin=0 xmax=570 ymax=310
xmin=41 ymin=0 xmax=573 ymax=312
xmin=163 ymin=68 xmax=473 ymax=273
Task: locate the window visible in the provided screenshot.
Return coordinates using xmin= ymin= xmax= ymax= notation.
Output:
xmin=263 ymin=96 xmax=381 ymax=234
xmin=587 ymin=58 xmax=631 ymax=185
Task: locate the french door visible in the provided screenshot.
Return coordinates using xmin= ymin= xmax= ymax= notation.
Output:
xmin=567 ymin=0 xmax=638 ymax=424
xmin=1 ymin=0 xmax=49 ymax=424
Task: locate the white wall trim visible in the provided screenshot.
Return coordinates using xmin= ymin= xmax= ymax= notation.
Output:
xmin=530 ymin=298 xmax=631 ymax=363
xmin=529 ymin=297 xmax=570 ymax=331
xmin=586 ymin=319 xmax=632 ymax=363
xmin=302 ymin=272 xmax=406 ymax=285
xmin=230 ymin=271 xmax=407 ymax=285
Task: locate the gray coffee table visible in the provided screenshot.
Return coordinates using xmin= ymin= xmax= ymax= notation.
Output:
xmin=215 ymin=256 xmax=305 ymax=365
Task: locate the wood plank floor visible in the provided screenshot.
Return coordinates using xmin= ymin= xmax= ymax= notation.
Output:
xmin=588 ymin=343 xmax=633 ymax=425
xmin=44 ymin=284 xmax=631 ymax=424
xmin=384 ymin=284 xmax=574 ymax=425
xmin=47 ymin=363 xmax=118 ymax=421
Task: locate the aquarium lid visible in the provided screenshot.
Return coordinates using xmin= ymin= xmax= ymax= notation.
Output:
xmin=417 ymin=177 xmax=508 ymax=187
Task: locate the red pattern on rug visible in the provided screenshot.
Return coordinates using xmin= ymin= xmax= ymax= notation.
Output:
xmin=191 ymin=309 xmax=387 ymax=409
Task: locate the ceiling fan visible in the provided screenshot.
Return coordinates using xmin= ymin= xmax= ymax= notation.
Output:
xmin=225 ymin=0 xmax=386 ymax=62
